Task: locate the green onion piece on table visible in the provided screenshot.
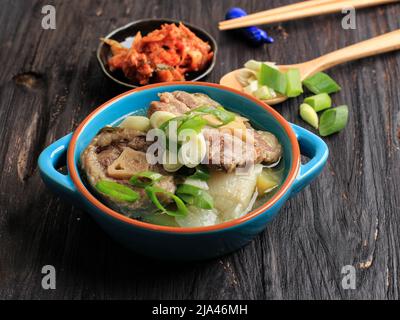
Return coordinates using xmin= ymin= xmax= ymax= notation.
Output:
xmin=145 ymin=186 xmax=188 ymax=217
xmin=96 ymin=180 xmax=139 ymax=202
xmin=304 ymin=93 xmax=332 ymax=112
xmin=176 ymin=184 xmax=214 ymax=210
xmin=129 ymin=171 xmax=162 ymax=188
xmin=285 ymin=69 xmax=303 ymax=98
xmin=319 ymin=105 xmax=349 ymax=136
xmin=299 ymin=103 xmax=319 ymax=129
xmin=303 ymin=72 xmax=341 ymax=94
xmin=259 ymin=63 xmax=287 ymax=95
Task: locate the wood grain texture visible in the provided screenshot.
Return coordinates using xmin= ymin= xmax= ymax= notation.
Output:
xmin=0 ymin=0 xmax=399 ymax=300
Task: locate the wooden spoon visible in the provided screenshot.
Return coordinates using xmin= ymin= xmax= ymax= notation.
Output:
xmin=220 ymin=29 xmax=400 ymax=105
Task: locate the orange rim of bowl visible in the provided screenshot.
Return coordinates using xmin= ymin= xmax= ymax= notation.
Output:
xmin=67 ymin=82 xmax=300 ymax=234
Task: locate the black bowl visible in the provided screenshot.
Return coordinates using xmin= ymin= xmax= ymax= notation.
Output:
xmin=97 ymin=18 xmax=218 ymax=88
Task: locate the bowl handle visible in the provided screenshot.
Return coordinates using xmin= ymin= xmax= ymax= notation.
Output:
xmin=38 ymin=133 xmax=79 ymax=199
xmin=290 ymin=124 xmax=329 ymax=196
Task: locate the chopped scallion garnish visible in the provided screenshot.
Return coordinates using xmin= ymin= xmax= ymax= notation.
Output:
xmin=285 ymin=69 xmax=303 ymax=98
xmin=145 ymin=186 xmax=188 ymax=217
xmin=319 ymin=105 xmax=349 ymax=136
xmin=96 ymin=180 xmax=139 ymax=202
xmin=304 ymin=93 xmax=332 ymax=112
xmin=303 ymin=72 xmax=341 ymax=94
xmin=259 ymin=63 xmax=287 ymax=94
xmin=189 ymin=166 xmax=210 ymax=181
xmin=129 ymin=171 xmax=162 ymax=188
xmin=299 ymin=103 xmax=319 ymax=129
xmin=177 ymin=115 xmax=208 ymax=135
xmin=192 ymin=106 xmax=235 ymax=126
xmin=176 ymin=184 xmax=214 ymax=210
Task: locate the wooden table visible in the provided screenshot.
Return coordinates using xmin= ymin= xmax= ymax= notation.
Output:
xmin=0 ymin=0 xmax=399 ymax=300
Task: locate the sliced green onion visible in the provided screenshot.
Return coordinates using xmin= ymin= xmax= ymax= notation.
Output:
xmin=319 ymin=105 xmax=349 ymax=136
xmin=303 ymin=72 xmax=341 ymax=94
xmin=243 ymin=80 xmax=259 ymax=95
xmin=177 ymin=193 xmax=195 ymax=205
xmin=178 ymin=115 xmax=208 ymax=135
xmin=259 ymin=63 xmax=287 ymax=95
xmin=176 ymin=184 xmax=214 ymax=210
xmin=96 ymin=180 xmax=139 ymax=202
xmin=145 ymin=186 xmax=188 ymax=217
xmin=254 ymin=85 xmax=274 ymax=100
xmin=300 ymin=103 xmax=319 ymax=129
xmin=129 ymin=171 xmax=162 ymax=188
xmin=304 ymin=93 xmax=332 ymax=112
xmin=192 ymin=106 xmax=235 ymax=126
xmin=189 ymin=166 xmax=210 ymax=181
xmin=285 ymin=69 xmax=303 ymax=98
xmin=159 ymin=115 xmax=186 ymax=132
xmin=244 ymin=60 xmax=262 ymax=72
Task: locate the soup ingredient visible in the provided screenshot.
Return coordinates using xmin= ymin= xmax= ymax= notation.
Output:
xmin=175 ymin=206 xmax=218 ymax=227
xmin=178 ymin=133 xmax=207 ymax=168
xmin=96 ymin=180 xmax=139 ymax=202
xmin=253 ymin=131 xmax=283 ymax=164
xmin=143 ymin=212 xmax=180 ymax=227
xmin=193 ymin=106 xmax=236 ymax=126
xmin=150 ymin=111 xmax=176 ymax=128
xmin=207 ymin=164 xmax=262 ymax=221
xmin=304 ymin=93 xmax=332 ymax=112
xmin=189 ymin=165 xmax=210 ymax=181
xmin=259 ymin=63 xmax=287 ymax=94
xmin=104 ymin=23 xmax=214 ymax=85
xmin=162 ymin=150 xmax=183 ymax=173
xmin=285 ymin=69 xmax=303 ymax=98
xmin=303 ymin=72 xmax=341 ymax=94
xmin=319 ymin=105 xmax=349 ymax=136
xmin=148 ymin=91 xmax=282 ymax=172
xmin=256 ymin=168 xmax=282 ymax=195
xmin=177 ymin=115 xmax=208 ymax=135
xmin=176 ymin=184 xmax=214 ymax=209
xmin=145 ymin=186 xmax=188 ymax=217
xmin=148 ymin=91 xmax=220 ymax=117
xmin=119 ymin=116 xmax=151 ymax=132
xmin=183 ymin=178 xmax=209 ymax=190
xmin=129 ymin=171 xmax=162 ymax=187
xmin=107 ymin=147 xmax=149 ymax=180
xmin=299 ymin=103 xmax=319 ymax=129
xmin=80 ymin=127 xmax=176 ymax=214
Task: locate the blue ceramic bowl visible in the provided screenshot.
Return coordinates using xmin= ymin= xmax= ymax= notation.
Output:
xmin=38 ymin=82 xmax=328 ymax=260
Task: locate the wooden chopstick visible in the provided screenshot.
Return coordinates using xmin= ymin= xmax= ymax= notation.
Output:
xmin=219 ymin=0 xmax=399 ymax=31
xmin=219 ymin=0 xmax=336 ymax=26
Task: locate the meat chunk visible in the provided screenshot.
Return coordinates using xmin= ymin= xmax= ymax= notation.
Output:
xmin=202 ymin=128 xmax=255 ymax=172
xmin=202 ymin=128 xmax=282 ymax=172
xmin=80 ymin=127 xmax=176 ymax=215
xmin=148 ymin=91 xmax=220 ymax=117
xmin=253 ymin=130 xmax=282 ymax=164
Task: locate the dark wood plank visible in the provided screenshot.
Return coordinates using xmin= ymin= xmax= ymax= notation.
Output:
xmin=0 ymin=0 xmax=399 ymax=299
